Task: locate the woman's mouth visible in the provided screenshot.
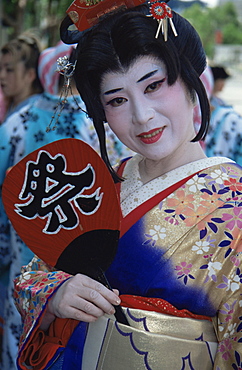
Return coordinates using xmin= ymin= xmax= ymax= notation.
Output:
xmin=137 ymin=127 xmax=164 ymax=144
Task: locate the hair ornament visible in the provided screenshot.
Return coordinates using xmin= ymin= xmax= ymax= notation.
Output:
xmin=56 ymin=55 xmax=76 ymax=78
xmin=148 ymin=1 xmax=177 ymax=40
xmin=46 ymin=56 xmax=85 ymax=132
xmin=66 ymin=0 xmax=144 ymax=32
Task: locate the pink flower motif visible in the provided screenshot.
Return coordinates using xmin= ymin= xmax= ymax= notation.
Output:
xmin=218 ymin=338 xmax=232 ymax=361
xmin=175 ymin=261 xmax=192 ymax=276
xmin=165 ymin=216 xmax=179 ymax=225
xmin=182 ymin=205 xmax=207 ymax=228
xmin=166 ymin=189 xmax=195 ymax=214
xmin=200 ymin=191 xmax=222 ymax=212
xmin=221 ymin=207 xmax=242 ymax=231
xmin=220 ymin=301 xmax=237 ymax=322
xmin=230 ymin=255 xmax=240 ymax=267
xmin=224 ymin=178 xmax=242 ymax=192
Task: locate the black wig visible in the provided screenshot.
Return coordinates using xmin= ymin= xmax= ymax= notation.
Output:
xmin=61 ymin=3 xmax=210 ymax=182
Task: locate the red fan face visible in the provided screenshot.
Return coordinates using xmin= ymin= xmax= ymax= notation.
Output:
xmin=2 ymin=138 xmax=120 ymax=276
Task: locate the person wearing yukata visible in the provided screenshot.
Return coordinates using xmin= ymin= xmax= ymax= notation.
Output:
xmin=13 ymin=0 xmax=242 ymax=369
xmin=210 ymin=65 xmax=230 ymax=108
xmin=204 ymin=66 xmax=242 ymax=165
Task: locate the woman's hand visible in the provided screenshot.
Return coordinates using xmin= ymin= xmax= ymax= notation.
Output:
xmin=40 ymin=274 xmax=121 ymax=330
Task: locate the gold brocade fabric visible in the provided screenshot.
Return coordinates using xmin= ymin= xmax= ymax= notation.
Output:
xmin=82 ymin=308 xmax=217 ymax=370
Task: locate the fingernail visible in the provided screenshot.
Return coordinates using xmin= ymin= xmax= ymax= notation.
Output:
xmin=109 ymin=307 xmax=115 ymax=315
xmin=115 ymin=298 xmax=121 ymax=305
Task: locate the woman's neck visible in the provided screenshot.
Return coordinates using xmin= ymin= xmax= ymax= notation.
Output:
xmin=139 ymin=142 xmax=206 ymax=184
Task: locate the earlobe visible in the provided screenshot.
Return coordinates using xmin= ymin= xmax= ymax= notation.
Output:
xmin=192 ymin=94 xmax=198 ymax=107
xmin=27 ymin=67 xmax=37 ymax=84
xmin=190 ymin=89 xmax=197 ymax=107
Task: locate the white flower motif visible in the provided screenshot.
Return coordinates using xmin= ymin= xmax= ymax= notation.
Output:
xmin=227 ymin=274 xmax=240 ymax=292
xmin=228 ymin=323 xmax=236 ymax=335
xmin=218 ymin=324 xmax=224 ymax=332
xmin=149 ymin=225 xmax=166 ymax=241
xmin=218 ymin=318 xmax=224 ymax=332
xmin=207 ymin=261 xmax=222 ymax=277
xmin=210 ymin=169 xmax=229 ymax=184
xmin=187 ymin=175 xmax=206 ymax=193
xmin=192 ymin=240 xmax=210 ymax=254
xmin=224 ymin=323 xmax=237 ymax=338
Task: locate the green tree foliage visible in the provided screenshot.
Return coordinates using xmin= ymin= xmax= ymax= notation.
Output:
xmin=1 ymin=0 xmax=72 ymax=46
xmin=183 ymin=2 xmax=242 ymax=58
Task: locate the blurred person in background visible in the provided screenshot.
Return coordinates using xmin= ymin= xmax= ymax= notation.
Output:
xmin=0 ymin=33 xmax=43 ymax=122
xmin=0 ymin=86 xmax=7 ymax=124
xmin=210 ymin=65 xmax=231 ymax=107
xmin=205 ymin=102 xmax=242 ymax=165
xmin=0 ymin=40 xmax=133 ymax=369
xmin=205 ymin=66 xmax=242 ymax=165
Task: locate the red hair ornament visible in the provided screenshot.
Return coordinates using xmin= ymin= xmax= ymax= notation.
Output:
xmin=67 ymin=0 xmax=144 ymax=31
xmin=148 ymin=1 xmax=177 ymax=40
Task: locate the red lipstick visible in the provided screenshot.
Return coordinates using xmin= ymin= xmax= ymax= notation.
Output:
xmin=137 ymin=127 xmax=164 ymax=144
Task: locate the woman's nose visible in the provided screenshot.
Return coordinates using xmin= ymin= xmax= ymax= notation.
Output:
xmin=131 ymin=98 xmax=155 ymax=125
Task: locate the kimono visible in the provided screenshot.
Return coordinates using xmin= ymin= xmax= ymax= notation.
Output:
xmin=14 ymin=155 xmax=242 ymax=369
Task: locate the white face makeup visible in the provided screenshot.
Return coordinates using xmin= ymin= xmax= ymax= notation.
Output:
xmin=100 ymin=56 xmax=204 ymax=178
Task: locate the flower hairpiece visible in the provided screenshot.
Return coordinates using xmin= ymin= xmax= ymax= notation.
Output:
xmin=148 ymin=1 xmax=177 ymax=40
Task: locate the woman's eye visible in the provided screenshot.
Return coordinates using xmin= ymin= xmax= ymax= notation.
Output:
xmin=107 ymin=97 xmax=127 ymax=107
xmin=145 ymin=78 xmax=166 ymax=93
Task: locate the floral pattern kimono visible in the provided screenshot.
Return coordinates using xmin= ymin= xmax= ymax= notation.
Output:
xmin=14 ymin=156 xmax=242 ymax=369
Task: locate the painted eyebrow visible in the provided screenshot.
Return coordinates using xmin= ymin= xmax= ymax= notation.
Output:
xmin=104 ymin=87 xmax=123 ymax=96
xmin=103 ymin=69 xmax=159 ymax=95
xmin=137 ymin=69 xmax=158 ymax=83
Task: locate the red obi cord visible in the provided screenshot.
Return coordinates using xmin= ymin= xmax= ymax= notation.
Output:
xmin=120 ymin=294 xmax=212 ymax=321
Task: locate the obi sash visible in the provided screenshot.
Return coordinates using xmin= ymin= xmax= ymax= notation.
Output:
xmin=53 ymin=307 xmax=217 ymax=370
